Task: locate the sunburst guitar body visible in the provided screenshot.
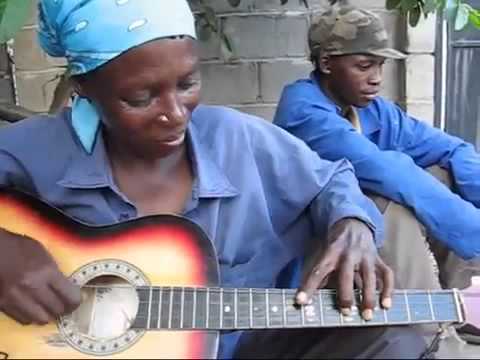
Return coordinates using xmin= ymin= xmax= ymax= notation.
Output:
xmin=0 ymin=189 xmax=219 ymax=359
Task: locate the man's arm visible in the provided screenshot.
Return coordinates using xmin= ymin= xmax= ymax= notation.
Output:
xmin=274 ymin=88 xmax=480 ymax=259
xmin=377 ymin=98 xmax=480 ymax=208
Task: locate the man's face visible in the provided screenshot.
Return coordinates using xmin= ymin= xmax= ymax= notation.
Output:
xmin=322 ymin=54 xmax=386 ymax=108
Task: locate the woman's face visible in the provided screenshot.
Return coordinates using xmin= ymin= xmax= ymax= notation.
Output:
xmin=76 ymin=37 xmax=201 ymax=158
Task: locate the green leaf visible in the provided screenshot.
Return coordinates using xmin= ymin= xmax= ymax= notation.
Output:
xmin=0 ymin=0 xmax=31 ymax=43
xmin=299 ymin=0 xmax=309 ymax=8
xmin=228 ymin=0 xmax=242 ymax=7
xmin=444 ymin=0 xmax=458 ymax=21
xmin=423 ymin=0 xmax=439 ymax=14
xmin=220 ymin=33 xmax=234 ymax=62
xmin=409 ymin=5 xmax=422 ymax=26
xmin=0 ymin=0 xmax=7 ymax=24
xmin=469 ymin=9 xmax=480 ymax=28
xmin=203 ymin=5 xmax=217 ymax=29
xmin=197 ymin=23 xmax=212 ymax=41
xmin=455 ymin=3 xmax=470 ymax=30
xmin=399 ymin=0 xmax=418 ymax=12
xmin=386 ymin=0 xmax=402 ymax=10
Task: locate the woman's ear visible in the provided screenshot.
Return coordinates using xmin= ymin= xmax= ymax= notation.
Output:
xmin=71 ymin=73 xmax=95 ymax=99
xmin=71 ymin=77 xmax=85 ymax=98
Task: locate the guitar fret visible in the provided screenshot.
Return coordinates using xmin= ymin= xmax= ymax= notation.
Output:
xmin=427 ymin=290 xmax=435 ymax=321
xmin=285 ymin=290 xmax=302 ymax=327
xmin=301 ymin=291 xmax=319 ymax=326
xmin=220 ymin=288 xmax=224 ymax=329
xmin=181 ymin=288 xmax=194 ymax=330
xmin=282 ymin=289 xmax=287 ymax=327
xmin=404 ymin=290 xmax=412 ymax=322
xmin=159 ymin=287 xmax=170 ymax=328
xmin=234 ymin=288 xmax=238 ymax=328
xmin=383 ymin=306 xmax=389 ymax=324
xmin=132 ymin=288 xmax=149 ymax=329
xmin=192 ymin=288 xmax=197 ymax=329
xmin=222 ymin=289 xmax=235 ymax=329
xmin=267 ymin=290 xmax=284 ymax=327
xmin=208 ymin=288 xmax=221 ymax=329
xmin=149 ymin=287 xmax=160 ymax=329
xmin=317 ymin=291 xmax=324 ymax=326
xmin=206 ymin=288 xmax=210 ymax=329
xmin=195 ymin=288 xmax=207 ymax=329
xmin=180 ymin=287 xmax=185 ymax=329
xmin=236 ymin=289 xmax=250 ymax=328
xmin=168 ymin=287 xmax=174 ymax=329
xmin=266 ymin=289 xmax=270 ymax=328
xmin=253 ymin=289 xmax=268 ymax=328
xmin=300 ymin=297 xmax=306 ymax=326
xmin=249 ymin=288 xmax=253 ymax=329
xmin=322 ymin=291 xmax=341 ymax=326
xmin=147 ymin=287 xmax=153 ymax=329
xmin=157 ymin=287 xmax=163 ymax=329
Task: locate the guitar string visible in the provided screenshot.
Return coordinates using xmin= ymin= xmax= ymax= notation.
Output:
xmin=80 ymin=284 xmax=460 ymax=294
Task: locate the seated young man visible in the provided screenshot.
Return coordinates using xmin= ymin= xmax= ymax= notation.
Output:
xmin=273 ymin=4 xmax=480 ymax=343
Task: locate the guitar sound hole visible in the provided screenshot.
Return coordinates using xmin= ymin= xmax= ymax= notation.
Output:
xmin=70 ymin=275 xmax=139 ymax=341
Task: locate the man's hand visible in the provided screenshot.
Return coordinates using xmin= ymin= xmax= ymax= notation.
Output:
xmin=296 ymin=218 xmax=394 ymax=320
xmin=0 ymin=230 xmax=81 ymax=325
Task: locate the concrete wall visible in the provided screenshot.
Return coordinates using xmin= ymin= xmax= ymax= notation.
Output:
xmin=191 ymin=0 xmax=407 ymax=121
xmin=11 ymin=0 xmax=435 ymax=124
xmin=405 ymin=15 xmax=437 ymax=125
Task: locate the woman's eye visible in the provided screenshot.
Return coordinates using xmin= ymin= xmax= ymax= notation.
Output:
xmin=124 ymin=97 xmax=152 ymax=108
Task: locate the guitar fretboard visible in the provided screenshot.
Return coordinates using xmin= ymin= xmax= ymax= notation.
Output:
xmin=130 ymin=287 xmax=463 ymax=330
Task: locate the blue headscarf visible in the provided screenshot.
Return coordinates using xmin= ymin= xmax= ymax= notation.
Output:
xmin=38 ymin=0 xmax=197 ymax=153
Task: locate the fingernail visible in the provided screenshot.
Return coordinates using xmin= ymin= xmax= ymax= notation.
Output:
xmin=362 ymin=309 xmax=373 ymax=321
xmin=341 ymin=307 xmax=351 ymax=317
xmin=382 ymin=297 xmax=392 ymax=309
xmin=296 ymin=291 xmax=308 ymax=304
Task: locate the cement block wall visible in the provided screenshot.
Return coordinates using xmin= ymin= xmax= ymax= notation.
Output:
xmin=405 ymin=15 xmax=437 ymax=125
xmin=10 ymin=0 xmax=435 ymax=123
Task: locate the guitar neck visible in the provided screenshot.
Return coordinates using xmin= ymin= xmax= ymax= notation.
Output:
xmin=130 ymin=287 xmax=464 ymax=331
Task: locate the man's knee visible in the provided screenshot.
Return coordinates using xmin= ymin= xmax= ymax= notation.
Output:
xmin=426 ymin=165 xmax=453 ymax=188
xmin=366 ymin=192 xmax=390 ymax=214
xmin=366 ymin=191 xmax=440 ymax=290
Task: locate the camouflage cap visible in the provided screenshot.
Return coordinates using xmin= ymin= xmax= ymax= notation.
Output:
xmin=309 ymin=5 xmax=406 ymax=60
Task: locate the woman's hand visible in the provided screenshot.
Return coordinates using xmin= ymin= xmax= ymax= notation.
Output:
xmin=0 ymin=230 xmax=81 ymax=325
xmin=296 ymin=218 xmax=394 ymax=320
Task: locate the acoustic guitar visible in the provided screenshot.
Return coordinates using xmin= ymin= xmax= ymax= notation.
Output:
xmin=0 ymin=188 xmax=478 ymax=359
